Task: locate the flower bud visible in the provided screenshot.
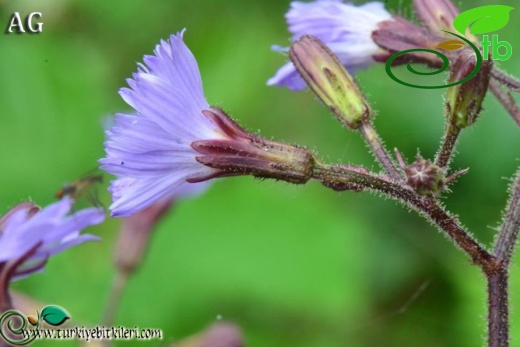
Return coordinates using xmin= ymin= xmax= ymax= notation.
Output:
xmin=289 ymin=35 xmax=371 ymax=129
xmin=404 ymin=157 xmax=446 ymax=196
xmin=115 ymin=198 xmax=174 ymax=275
xmin=446 ymin=52 xmax=492 ymax=128
xmin=413 ymin=0 xmax=459 ymax=33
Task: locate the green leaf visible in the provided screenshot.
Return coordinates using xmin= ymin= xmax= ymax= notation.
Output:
xmin=453 ymin=5 xmax=514 ymax=35
xmin=41 ymin=306 xmax=70 ymax=326
xmin=436 ymin=40 xmax=465 ymax=51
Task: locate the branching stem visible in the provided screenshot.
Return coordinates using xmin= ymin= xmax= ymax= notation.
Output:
xmin=311 ymin=161 xmax=496 ymax=272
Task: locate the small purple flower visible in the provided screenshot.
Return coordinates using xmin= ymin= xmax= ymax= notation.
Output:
xmin=0 ymin=198 xmax=104 ymax=281
xmin=100 ymin=30 xmax=230 ymax=217
xmin=268 ymin=0 xmax=392 ymax=90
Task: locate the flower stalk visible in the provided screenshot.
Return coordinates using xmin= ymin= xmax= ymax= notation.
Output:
xmin=101 ymin=271 xmax=129 ymax=328
xmin=358 ymin=122 xmax=402 ymax=181
xmin=491 ymin=68 xmax=520 ymax=93
xmin=435 ymin=124 xmax=461 ymax=169
xmin=103 ymin=198 xmax=176 ymax=327
xmin=489 ymin=80 xmax=520 ymax=128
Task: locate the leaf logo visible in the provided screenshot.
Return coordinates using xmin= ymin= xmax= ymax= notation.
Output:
xmin=453 ymin=5 xmax=514 ymax=35
xmin=40 ymin=305 xmax=70 ymax=326
xmin=26 ymin=315 xmax=38 ymax=326
xmin=436 ymin=39 xmax=465 ymax=51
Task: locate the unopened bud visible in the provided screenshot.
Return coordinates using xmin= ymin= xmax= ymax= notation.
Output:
xmin=289 ymin=35 xmax=370 ymax=129
xmin=446 ymin=52 xmax=491 ymax=128
xmin=115 ymin=198 xmax=174 ymax=275
xmin=405 ymin=157 xmax=446 ymax=196
xmin=414 ymin=0 xmax=459 ymax=33
xmin=192 ymin=108 xmax=315 ymax=184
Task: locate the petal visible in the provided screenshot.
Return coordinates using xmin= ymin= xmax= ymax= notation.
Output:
xmin=0 ymin=202 xmax=37 ymax=231
xmin=119 ymin=31 xmax=218 ymax=140
xmin=109 ymin=174 xmax=185 ymax=217
xmin=101 ymin=30 xmax=225 ymax=217
xmin=109 ymin=166 xmax=215 ymax=217
xmin=107 ymin=113 xmax=188 ymax=153
xmin=24 ymin=197 xmax=73 ymax=226
xmin=269 ymin=1 xmax=391 ymax=90
xmin=0 ymin=200 xmax=104 ymax=271
xmin=100 ymin=148 xmax=202 ymax=179
xmin=37 ymin=234 xmax=101 ymax=258
xmin=267 ymin=61 xmax=307 ymax=91
xmin=40 ymin=208 xmax=105 ymax=245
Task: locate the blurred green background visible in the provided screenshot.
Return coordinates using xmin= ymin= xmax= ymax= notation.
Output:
xmin=1 ymin=0 xmax=520 ymax=346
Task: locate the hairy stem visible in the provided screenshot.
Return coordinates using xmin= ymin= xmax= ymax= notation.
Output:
xmin=489 ymin=80 xmax=520 ymax=127
xmin=491 ymin=68 xmax=520 ymax=92
xmin=487 ymin=267 xmax=509 ymax=347
xmin=415 ymin=198 xmax=497 ymax=272
xmin=358 ymin=122 xmax=402 ymax=181
xmin=311 ymin=162 xmax=496 ymax=271
xmin=494 ymin=168 xmax=520 ymax=266
xmin=435 ymin=124 xmax=461 ymax=169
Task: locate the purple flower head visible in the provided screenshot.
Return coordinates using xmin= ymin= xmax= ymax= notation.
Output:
xmin=0 ymin=198 xmax=104 ymax=281
xmin=268 ymin=0 xmax=392 ymax=90
xmin=101 ymin=30 xmax=316 ymax=217
xmin=100 ymin=30 xmax=237 ymax=217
